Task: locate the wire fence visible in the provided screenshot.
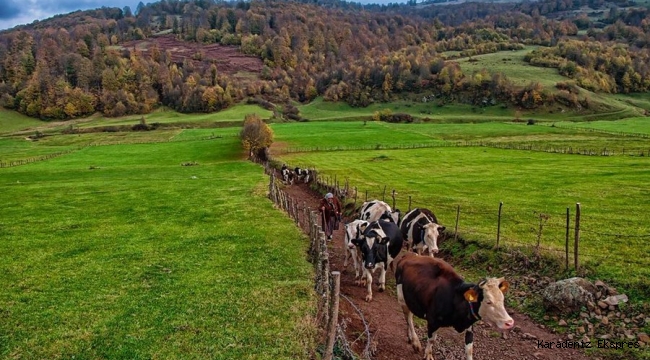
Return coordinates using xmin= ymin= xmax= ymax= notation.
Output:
xmin=547 ymin=123 xmax=650 ymax=139
xmin=307 ymin=167 xmax=650 ymax=276
xmin=0 ymin=134 xmax=228 ymax=169
xmin=275 ymin=140 xmax=650 ymax=157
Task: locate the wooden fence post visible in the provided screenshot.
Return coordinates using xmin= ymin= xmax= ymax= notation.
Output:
xmin=324 ymin=271 xmax=341 ymax=360
xmin=408 ymin=196 xmax=412 ymax=212
xmin=574 ymin=203 xmax=581 ymax=271
xmin=565 ymin=207 xmax=570 ymax=271
xmin=382 ymin=185 xmax=386 ymax=201
xmin=454 ymin=205 xmax=460 ymax=242
xmin=391 ymin=189 xmax=396 ymax=210
xmin=496 ymin=202 xmax=503 ymax=250
xmin=365 ymin=190 xmax=368 ymax=202
xmin=353 ymin=186 xmax=358 ymax=209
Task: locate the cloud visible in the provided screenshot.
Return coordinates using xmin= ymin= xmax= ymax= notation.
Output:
xmin=0 ymin=0 xmax=21 ymax=20
xmin=0 ymin=0 xmax=137 ymax=30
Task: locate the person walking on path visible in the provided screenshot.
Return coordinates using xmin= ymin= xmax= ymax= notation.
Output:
xmin=319 ymin=192 xmax=342 ymax=240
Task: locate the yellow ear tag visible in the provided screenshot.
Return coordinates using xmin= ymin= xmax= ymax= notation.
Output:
xmin=499 ymin=281 xmax=510 ymax=293
xmin=464 ymin=288 xmax=478 ymax=303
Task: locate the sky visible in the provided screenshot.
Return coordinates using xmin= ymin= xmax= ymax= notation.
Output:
xmin=0 ymin=0 xmax=406 ymax=31
xmin=0 ymin=0 xmax=138 ymax=30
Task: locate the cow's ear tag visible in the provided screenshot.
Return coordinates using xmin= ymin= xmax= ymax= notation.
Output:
xmin=464 ymin=288 xmax=478 ymax=303
xmin=499 ymin=281 xmax=510 ymax=293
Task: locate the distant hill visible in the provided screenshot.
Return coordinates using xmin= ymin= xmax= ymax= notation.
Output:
xmin=0 ymin=0 xmax=647 ymax=120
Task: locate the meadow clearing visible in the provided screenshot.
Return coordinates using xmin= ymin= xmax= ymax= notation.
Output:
xmin=0 ymin=130 xmax=316 ymax=359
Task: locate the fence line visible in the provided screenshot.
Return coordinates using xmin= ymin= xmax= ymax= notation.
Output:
xmin=284 ymin=161 xmax=650 ymax=276
xmin=276 ymin=140 xmax=650 ymax=157
xmin=260 ymin=158 xmax=649 ymax=357
xmin=260 ymin=161 xmax=348 ymax=360
xmin=0 ymin=134 xmax=226 ymax=169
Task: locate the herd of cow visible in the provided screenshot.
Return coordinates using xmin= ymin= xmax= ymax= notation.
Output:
xmin=343 ymin=200 xmax=515 ymax=360
xmin=281 ymin=165 xmax=312 ymax=185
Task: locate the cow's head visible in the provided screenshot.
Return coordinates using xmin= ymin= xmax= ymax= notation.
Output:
xmin=353 ymin=228 xmax=388 ymax=269
xmin=345 ymin=220 xmax=369 ymax=249
xmin=463 ymin=278 xmax=514 ymax=330
xmin=379 ymin=209 xmax=400 ymax=224
xmin=421 ymin=223 xmax=445 ymax=254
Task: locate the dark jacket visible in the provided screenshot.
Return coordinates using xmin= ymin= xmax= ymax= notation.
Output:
xmin=319 ymin=196 xmax=342 ymax=219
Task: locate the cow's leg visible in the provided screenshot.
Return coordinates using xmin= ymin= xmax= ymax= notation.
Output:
xmin=343 ymin=247 xmax=350 ymax=268
xmin=464 ymin=327 xmax=474 ymax=360
xmin=355 ymin=251 xmax=365 ymax=285
xmin=350 ymin=247 xmax=361 ymax=281
xmin=365 ymin=269 xmax=373 ymax=302
xmin=378 ymin=265 xmax=386 ymax=292
xmin=424 ymin=328 xmax=438 ymax=360
xmin=397 ymin=284 xmax=421 ymax=352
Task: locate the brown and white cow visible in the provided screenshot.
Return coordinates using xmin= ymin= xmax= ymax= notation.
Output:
xmin=343 ymin=219 xmax=369 ymax=283
xmin=395 ymin=253 xmax=514 ymax=360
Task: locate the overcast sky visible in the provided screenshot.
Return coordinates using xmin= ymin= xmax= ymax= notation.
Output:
xmin=0 ymin=0 xmax=406 ymax=31
xmin=0 ymin=0 xmax=138 ymax=30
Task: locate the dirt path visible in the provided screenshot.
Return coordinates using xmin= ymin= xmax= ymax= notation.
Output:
xmin=280 ymin=176 xmax=597 ymax=360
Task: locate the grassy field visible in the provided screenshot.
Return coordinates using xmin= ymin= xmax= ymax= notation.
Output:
xmin=272 ymin=121 xmax=650 ymax=300
xmin=551 ymin=117 xmax=650 ymax=136
xmin=456 ymin=47 xmax=568 ymax=88
xmin=0 ymin=108 xmax=46 ymax=135
xmin=72 ymin=104 xmax=273 ymax=128
xmin=0 ymin=104 xmax=273 ymax=138
xmin=455 ymin=49 xmax=648 ymax=120
xmin=270 ymin=120 xmax=650 ymax=155
xmin=296 ymin=97 xmax=515 ymax=122
xmin=0 ymin=131 xmax=315 ymax=359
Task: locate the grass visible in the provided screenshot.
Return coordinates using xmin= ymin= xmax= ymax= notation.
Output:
xmin=0 ymin=107 xmax=47 ymax=135
xmin=551 ymin=117 xmax=650 ymax=136
xmin=270 ymin=120 xmax=650 ymax=155
xmin=272 ymin=121 xmax=650 ymax=301
xmin=297 ymin=97 xmax=515 ymax=122
xmin=456 ymin=47 xmax=568 ymax=88
xmin=72 ymin=104 xmax=273 ymax=129
xmin=0 ymin=133 xmax=316 ymax=359
xmin=1 ymin=104 xmax=273 ymax=137
xmin=454 ymin=49 xmax=649 ymax=119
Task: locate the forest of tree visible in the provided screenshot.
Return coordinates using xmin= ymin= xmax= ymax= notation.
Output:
xmin=0 ymin=0 xmax=648 ymax=120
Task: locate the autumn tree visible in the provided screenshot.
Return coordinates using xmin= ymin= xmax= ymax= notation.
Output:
xmin=240 ymin=113 xmax=273 ymax=160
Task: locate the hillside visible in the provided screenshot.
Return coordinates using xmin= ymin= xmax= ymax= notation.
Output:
xmin=0 ymin=0 xmax=648 ymax=121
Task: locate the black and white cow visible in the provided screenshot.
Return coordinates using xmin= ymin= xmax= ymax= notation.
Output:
xmin=293 ymin=167 xmax=311 ymax=183
xmin=343 ymin=219 xmax=369 ymax=283
xmin=396 ymin=253 xmax=514 ymax=360
xmin=281 ymin=165 xmax=294 ymax=185
xmin=359 ymin=200 xmax=400 ymax=224
xmin=400 ymin=208 xmax=445 ymax=257
xmin=351 ymin=220 xmax=404 ymax=302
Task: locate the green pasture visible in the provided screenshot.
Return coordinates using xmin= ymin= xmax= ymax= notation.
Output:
xmin=297 ymin=97 xmax=514 ymax=122
xmin=271 ymin=120 xmax=650 ymax=299
xmin=454 ymin=50 xmax=648 ymax=119
xmin=551 ymin=117 xmax=650 ymax=136
xmin=0 ymin=133 xmax=315 ymax=359
xmin=271 ymin=120 xmax=650 ymax=155
xmin=610 ymin=93 xmax=650 ymax=112
xmin=0 ymin=108 xmax=46 ymax=135
xmin=73 ymin=104 xmax=273 ymax=129
xmin=456 ymin=47 xmax=568 ymax=88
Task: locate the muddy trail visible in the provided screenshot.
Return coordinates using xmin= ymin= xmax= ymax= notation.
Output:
xmin=279 ymin=174 xmax=597 ymax=360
